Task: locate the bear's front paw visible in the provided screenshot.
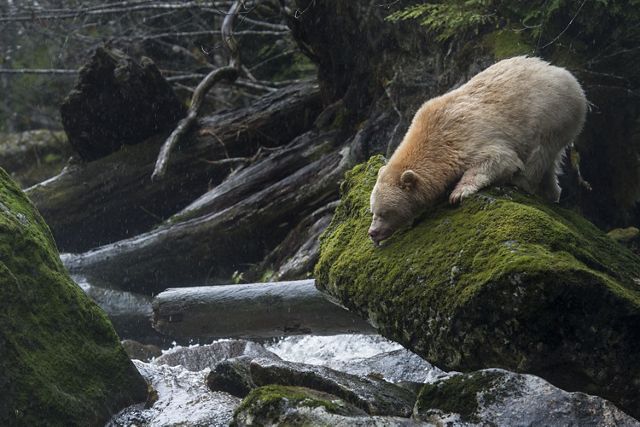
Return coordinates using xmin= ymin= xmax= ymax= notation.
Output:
xmin=449 ymin=185 xmax=477 ymax=204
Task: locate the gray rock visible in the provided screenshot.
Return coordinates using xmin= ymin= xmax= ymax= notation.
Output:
xmin=207 ymin=356 xmax=256 ymax=398
xmin=326 ymin=348 xmax=446 ymax=384
xmin=248 ymin=357 xmax=417 ymax=417
xmin=153 ymin=339 xmax=278 ymax=371
xmin=414 ymin=369 xmax=640 ymax=426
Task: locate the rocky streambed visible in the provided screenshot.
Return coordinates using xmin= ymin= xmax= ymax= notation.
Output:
xmin=109 ymin=335 xmax=639 ymax=426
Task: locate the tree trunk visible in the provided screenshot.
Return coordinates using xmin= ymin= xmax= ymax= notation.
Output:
xmin=152 ymin=280 xmax=375 ymax=339
xmin=27 ymin=81 xmax=322 ymax=252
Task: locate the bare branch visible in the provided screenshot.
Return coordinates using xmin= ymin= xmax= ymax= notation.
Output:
xmin=0 ymin=2 xmax=232 ymax=22
xmin=0 ymin=68 xmax=78 ymax=76
xmin=117 ymin=29 xmax=288 ymax=42
xmin=151 ymin=0 xmax=244 ymax=181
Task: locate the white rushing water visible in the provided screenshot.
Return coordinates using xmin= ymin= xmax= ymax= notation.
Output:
xmin=109 ymin=334 xmax=433 ymax=426
xmin=265 ymin=333 xmax=404 ymax=364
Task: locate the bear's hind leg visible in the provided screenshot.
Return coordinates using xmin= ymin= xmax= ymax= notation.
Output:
xmin=538 ymin=151 xmax=565 ymax=202
xmin=449 ymin=151 xmax=523 ymax=204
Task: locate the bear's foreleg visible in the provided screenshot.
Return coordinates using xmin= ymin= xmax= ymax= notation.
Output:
xmin=449 ymin=150 xmax=523 ymax=204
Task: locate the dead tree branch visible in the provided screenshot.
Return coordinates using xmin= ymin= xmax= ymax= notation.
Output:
xmin=151 ymin=0 xmax=244 ymax=180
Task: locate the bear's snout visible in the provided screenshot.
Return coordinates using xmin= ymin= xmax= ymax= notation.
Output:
xmin=368 ymin=225 xmax=389 ymax=246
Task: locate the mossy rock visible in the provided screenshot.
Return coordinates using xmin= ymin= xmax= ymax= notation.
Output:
xmin=315 ymin=155 xmax=640 ymax=420
xmin=0 ymin=167 xmax=147 ymax=425
xmin=231 ymin=385 xmax=364 ymax=426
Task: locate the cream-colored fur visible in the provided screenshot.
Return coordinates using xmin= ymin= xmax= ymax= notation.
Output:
xmin=368 ymin=56 xmax=587 ymax=244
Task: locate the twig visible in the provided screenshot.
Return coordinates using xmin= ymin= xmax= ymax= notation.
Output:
xmin=0 ymin=68 xmax=78 ymax=75
xmin=539 ymin=0 xmax=586 ymax=50
xmin=151 ymin=0 xmax=243 ymax=181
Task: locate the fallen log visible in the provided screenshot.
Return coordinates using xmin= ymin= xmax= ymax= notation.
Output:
xmin=27 ymin=81 xmax=321 ymax=252
xmin=152 ymin=280 xmax=375 ymax=339
xmin=62 ymin=131 xmax=351 ymax=295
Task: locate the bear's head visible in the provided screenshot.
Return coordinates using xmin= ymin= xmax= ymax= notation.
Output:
xmin=368 ymin=165 xmax=423 ymax=245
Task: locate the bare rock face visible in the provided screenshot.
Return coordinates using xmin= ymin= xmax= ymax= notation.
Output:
xmin=415 ymin=369 xmax=639 ymax=426
xmin=60 ymin=46 xmax=185 ymax=161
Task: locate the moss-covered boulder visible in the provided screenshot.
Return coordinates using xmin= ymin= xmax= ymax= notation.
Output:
xmin=231 ymin=385 xmax=366 ymax=426
xmin=0 ymin=167 xmax=147 ymax=425
xmin=315 ymin=156 xmax=640 ymax=419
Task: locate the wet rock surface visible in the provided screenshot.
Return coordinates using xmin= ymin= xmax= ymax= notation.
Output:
xmin=154 ymin=339 xmax=278 ymax=371
xmin=316 ymin=156 xmax=640 ymax=419
xmin=110 ymin=335 xmax=638 ymax=425
xmin=415 ymin=369 xmax=639 ymax=426
xmin=231 ymin=385 xmax=427 ymax=427
xmin=208 ymin=356 xmax=417 ymax=417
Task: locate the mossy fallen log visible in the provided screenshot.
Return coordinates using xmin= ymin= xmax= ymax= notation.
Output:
xmin=152 ymin=280 xmax=375 ymax=339
xmin=27 ymin=81 xmax=321 ymax=252
xmin=315 ymin=155 xmax=640 ymax=420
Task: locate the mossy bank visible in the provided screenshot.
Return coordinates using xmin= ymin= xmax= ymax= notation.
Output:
xmin=0 ymin=167 xmax=147 ymax=425
xmin=315 ymin=155 xmax=640 ymax=419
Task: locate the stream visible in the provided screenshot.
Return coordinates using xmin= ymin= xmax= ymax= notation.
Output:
xmin=107 ymin=334 xmax=440 ymax=426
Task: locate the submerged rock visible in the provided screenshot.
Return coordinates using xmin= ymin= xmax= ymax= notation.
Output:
xmin=0 ymin=167 xmax=147 ymax=425
xmin=415 ymin=369 xmax=639 ymax=426
xmin=315 ymin=155 xmax=640 ymax=419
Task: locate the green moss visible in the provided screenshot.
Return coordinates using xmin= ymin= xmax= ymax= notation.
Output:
xmin=484 ymin=30 xmax=533 ymax=60
xmin=416 ymin=371 xmax=500 ymax=422
xmin=0 ymin=167 xmax=147 ymax=425
xmin=608 ymin=227 xmax=640 ymax=243
xmin=315 ymin=156 xmax=640 ymax=416
xmin=232 ymin=385 xmax=348 ymax=425
xmin=317 ymin=156 xmax=640 ymax=319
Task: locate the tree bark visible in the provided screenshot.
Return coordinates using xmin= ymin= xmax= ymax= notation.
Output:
xmin=152 ymin=280 xmax=375 ymax=339
xmin=62 ymin=129 xmax=351 ymax=295
xmin=27 ymin=81 xmax=321 ymax=252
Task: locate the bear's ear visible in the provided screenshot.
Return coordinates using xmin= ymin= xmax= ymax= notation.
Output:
xmin=377 ymin=165 xmax=386 ymax=176
xmin=400 ymin=169 xmax=419 ymax=189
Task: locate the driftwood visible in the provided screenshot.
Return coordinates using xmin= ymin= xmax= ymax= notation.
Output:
xmin=28 ymin=81 xmax=321 ymax=252
xmin=152 ymin=280 xmax=375 ymax=339
xmin=62 ymin=129 xmax=351 ymax=295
